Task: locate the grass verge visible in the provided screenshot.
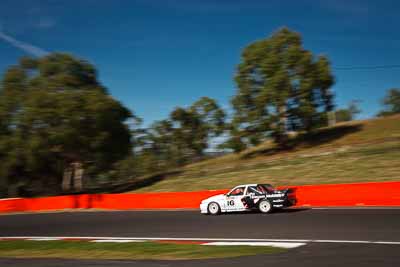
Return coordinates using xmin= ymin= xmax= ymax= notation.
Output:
xmin=0 ymin=240 xmax=285 ymax=260
xmin=134 ymin=141 xmax=400 ymax=192
xmin=131 ymin=115 xmax=400 ymax=192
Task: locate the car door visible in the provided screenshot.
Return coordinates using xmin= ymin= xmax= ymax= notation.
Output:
xmin=225 ymin=186 xmax=246 ymax=211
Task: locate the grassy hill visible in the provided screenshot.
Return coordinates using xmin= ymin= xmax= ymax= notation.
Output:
xmin=130 ymin=115 xmax=400 ymax=193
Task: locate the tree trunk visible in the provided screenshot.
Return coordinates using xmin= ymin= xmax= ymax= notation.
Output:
xmin=62 ymin=166 xmax=72 ymax=191
xmin=328 ymin=111 xmax=336 ymax=127
xmin=278 ymin=104 xmax=287 ymax=132
xmin=72 ymin=162 xmax=84 ymax=192
xmin=276 ymin=104 xmax=288 ymax=145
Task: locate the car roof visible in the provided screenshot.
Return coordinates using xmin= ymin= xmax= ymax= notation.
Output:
xmin=233 ymin=184 xmax=258 ymax=187
xmin=232 ymin=184 xmax=273 ymax=188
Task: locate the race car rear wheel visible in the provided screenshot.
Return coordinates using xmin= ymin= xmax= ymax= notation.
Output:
xmin=258 ymin=199 xmax=273 ymax=213
xmin=208 ymin=202 xmax=221 ymax=215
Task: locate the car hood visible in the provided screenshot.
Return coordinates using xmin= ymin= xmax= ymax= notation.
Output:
xmin=202 ymin=194 xmax=225 ymax=203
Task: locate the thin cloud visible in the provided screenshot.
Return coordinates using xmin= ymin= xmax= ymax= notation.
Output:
xmin=36 ymin=17 xmax=56 ymax=29
xmin=0 ymin=31 xmax=48 ymax=57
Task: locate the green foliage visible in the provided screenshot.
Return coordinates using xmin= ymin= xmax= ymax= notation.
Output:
xmin=228 ymin=27 xmax=335 ymax=150
xmin=0 ymin=53 xmax=133 ymax=197
xmin=335 ymin=100 xmax=361 ymax=122
xmin=109 ymin=97 xmax=226 ymax=182
xmin=377 ymin=88 xmax=400 ymax=116
xmin=166 ymin=97 xmax=226 ymax=160
xmin=152 ymin=97 xmax=225 ymax=163
xmin=335 ymin=109 xmax=352 ymax=122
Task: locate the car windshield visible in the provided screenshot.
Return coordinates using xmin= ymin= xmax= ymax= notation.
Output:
xmin=228 ymin=186 xmax=245 ymax=196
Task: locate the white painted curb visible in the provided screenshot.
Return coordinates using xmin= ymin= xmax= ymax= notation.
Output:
xmin=204 ymin=242 xmax=305 ymax=248
xmin=1 ymin=236 xmax=400 ymax=246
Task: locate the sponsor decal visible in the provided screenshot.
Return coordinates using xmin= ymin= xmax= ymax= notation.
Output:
xmin=266 ymin=194 xmax=284 ymax=198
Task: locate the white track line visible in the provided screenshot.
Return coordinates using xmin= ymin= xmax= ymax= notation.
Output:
xmin=1 ymin=236 xmax=400 ymax=245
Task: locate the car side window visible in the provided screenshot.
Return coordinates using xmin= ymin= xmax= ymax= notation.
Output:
xmin=229 ymin=186 xmax=245 ymax=196
xmin=257 ymin=185 xmax=268 ymax=193
xmin=248 ymin=186 xmax=263 ymax=195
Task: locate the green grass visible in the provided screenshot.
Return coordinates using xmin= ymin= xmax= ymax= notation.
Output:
xmin=130 ymin=115 xmax=400 ymax=192
xmin=0 ymin=240 xmax=285 ymax=260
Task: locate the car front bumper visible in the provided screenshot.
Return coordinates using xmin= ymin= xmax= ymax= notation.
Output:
xmin=200 ymin=202 xmax=209 ymax=214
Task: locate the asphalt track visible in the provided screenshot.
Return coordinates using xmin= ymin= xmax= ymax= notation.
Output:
xmin=1 ymin=208 xmax=400 ymax=266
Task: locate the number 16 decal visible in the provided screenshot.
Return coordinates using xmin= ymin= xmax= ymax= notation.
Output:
xmin=227 ymin=200 xmax=234 ymax=206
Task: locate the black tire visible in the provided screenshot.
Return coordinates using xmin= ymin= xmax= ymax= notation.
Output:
xmin=258 ymin=199 xmax=273 ymax=213
xmin=207 ymin=202 xmax=221 ymax=215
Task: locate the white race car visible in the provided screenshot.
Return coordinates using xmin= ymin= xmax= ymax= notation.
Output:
xmin=200 ymin=184 xmax=296 ymax=215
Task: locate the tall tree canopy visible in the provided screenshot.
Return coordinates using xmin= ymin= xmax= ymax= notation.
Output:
xmin=229 ymin=28 xmax=335 ymax=150
xmin=377 ymin=88 xmax=400 ymax=117
xmin=335 ymin=100 xmax=361 ymax=122
xmin=131 ymin=97 xmax=226 ymax=171
xmin=0 ymin=53 xmax=134 ymax=197
xmin=172 ymin=97 xmax=225 ymax=159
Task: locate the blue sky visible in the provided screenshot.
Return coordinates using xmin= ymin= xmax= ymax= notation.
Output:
xmin=0 ymin=0 xmax=399 ymax=125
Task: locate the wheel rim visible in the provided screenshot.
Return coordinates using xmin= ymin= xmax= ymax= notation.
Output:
xmin=260 ymin=201 xmax=271 ymax=212
xmin=209 ymin=203 xmax=219 ymax=214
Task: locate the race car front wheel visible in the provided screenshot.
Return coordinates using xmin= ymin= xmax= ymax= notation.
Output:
xmin=208 ymin=202 xmax=221 ymax=215
xmin=258 ymin=199 xmax=273 ymax=213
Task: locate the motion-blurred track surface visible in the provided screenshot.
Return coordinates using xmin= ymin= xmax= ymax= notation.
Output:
xmin=1 ymin=209 xmax=399 ymax=267
xmin=1 ymin=209 xmax=399 ymax=241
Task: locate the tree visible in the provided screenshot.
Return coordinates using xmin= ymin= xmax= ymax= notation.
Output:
xmin=170 ymin=97 xmax=225 ymax=161
xmin=124 ymin=97 xmax=226 ymax=174
xmin=189 ymin=97 xmax=226 ymax=137
xmin=335 ymin=100 xmax=361 ymax=122
xmin=229 ymin=28 xmax=335 ymax=150
xmin=145 ymin=119 xmax=182 ymax=168
xmin=377 ymin=88 xmax=400 ymax=117
xmin=0 ymin=53 xmax=134 ymax=196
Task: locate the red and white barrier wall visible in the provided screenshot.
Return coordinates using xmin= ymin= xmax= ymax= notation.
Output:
xmin=0 ymin=181 xmax=399 ymax=213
